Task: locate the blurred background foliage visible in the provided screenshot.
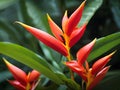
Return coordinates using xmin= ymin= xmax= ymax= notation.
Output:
xmin=0 ymin=0 xmax=120 ymax=90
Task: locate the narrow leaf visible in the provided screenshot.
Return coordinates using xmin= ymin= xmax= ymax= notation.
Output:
xmin=88 ymin=32 xmax=120 ymax=62
xmin=78 ymin=0 xmax=103 ymax=27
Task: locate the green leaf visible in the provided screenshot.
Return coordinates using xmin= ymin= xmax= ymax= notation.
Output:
xmin=78 ymin=0 xmax=103 ymax=27
xmin=88 ymin=32 xmax=120 ymax=62
xmin=0 ymin=0 xmax=17 ymax=10
xmin=0 ymin=42 xmax=81 ymax=89
xmin=0 ymin=42 xmax=63 ymax=84
xmin=94 ymin=71 xmax=120 ymax=90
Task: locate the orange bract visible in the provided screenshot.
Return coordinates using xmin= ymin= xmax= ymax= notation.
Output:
xmin=66 ymin=0 xmax=86 ymax=36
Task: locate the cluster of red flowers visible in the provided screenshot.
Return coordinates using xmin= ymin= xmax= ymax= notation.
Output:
xmin=4 ymin=59 xmax=40 ymax=90
xmin=65 ymin=39 xmax=114 ymax=90
xmin=4 ymin=1 xmax=114 ymax=90
xmin=16 ymin=1 xmax=86 ymax=60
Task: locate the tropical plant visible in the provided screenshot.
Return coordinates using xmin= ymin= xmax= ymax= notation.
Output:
xmin=0 ymin=0 xmax=120 ymax=90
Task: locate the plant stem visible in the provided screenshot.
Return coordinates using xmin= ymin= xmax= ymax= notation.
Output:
xmin=70 ymin=69 xmax=74 ymax=80
xmin=64 ymin=33 xmax=74 ymax=80
xmin=67 ymin=53 xmax=74 ymax=80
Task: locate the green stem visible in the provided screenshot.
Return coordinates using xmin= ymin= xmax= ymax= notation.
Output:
xmin=67 ymin=52 xmax=74 ymax=80
xmin=70 ymin=69 xmax=74 ymax=80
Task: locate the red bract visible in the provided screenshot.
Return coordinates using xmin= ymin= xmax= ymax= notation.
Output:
xmin=65 ymin=39 xmax=115 ymax=90
xmin=66 ymin=0 xmax=86 ymax=36
xmin=4 ymin=59 xmax=40 ymax=90
xmin=16 ymin=0 xmax=86 ymax=57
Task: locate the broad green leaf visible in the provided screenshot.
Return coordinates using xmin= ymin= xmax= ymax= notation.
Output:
xmin=88 ymin=32 xmax=120 ymax=62
xmin=0 ymin=42 xmax=81 ymax=89
xmin=0 ymin=0 xmax=17 ymax=10
xmin=94 ymin=71 xmax=120 ymax=90
xmin=0 ymin=42 xmax=63 ymax=84
xmin=78 ymin=0 xmax=103 ymax=27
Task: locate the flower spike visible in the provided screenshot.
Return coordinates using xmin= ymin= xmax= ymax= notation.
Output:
xmin=16 ymin=1 xmax=87 ymax=58
xmin=4 ymin=59 xmax=40 ymax=90
xmin=87 ymin=66 xmax=110 ymax=90
xmin=65 ymin=39 xmax=115 ymax=90
xmin=4 ymin=58 xmax=27 ymax=86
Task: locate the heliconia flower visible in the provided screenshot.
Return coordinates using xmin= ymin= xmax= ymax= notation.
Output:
xmin=65 ymin=39 xmax=115 ymax=90
xmin=4 ymin=59 xmax=40 ymax=90
xmin=16 ymin=0 xmax=86 ymax=57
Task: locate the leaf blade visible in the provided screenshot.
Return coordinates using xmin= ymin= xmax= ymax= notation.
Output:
xmin=78 ymin=0 xmax=103 ymax=27
xmin=0 ymin=42 xmax=63 ymax=84
xmin=88 ymin=32 xmax=120 ymax=62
